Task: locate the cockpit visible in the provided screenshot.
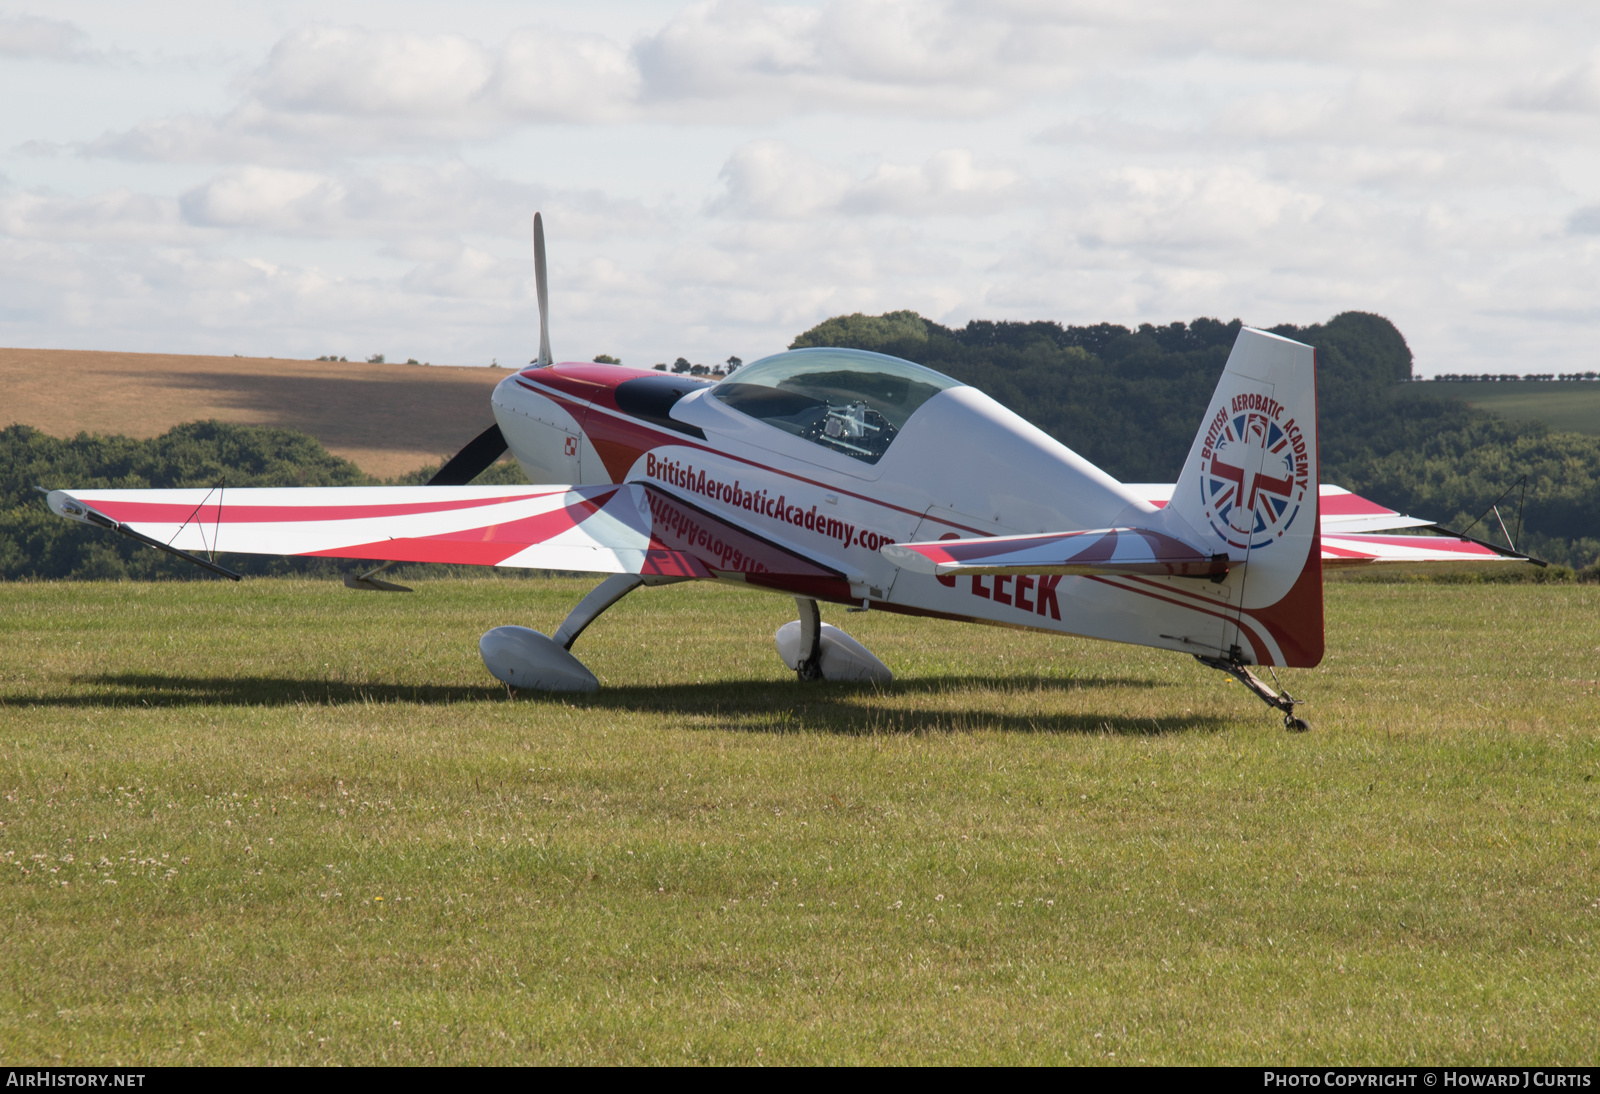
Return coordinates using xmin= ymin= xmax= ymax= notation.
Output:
xmin=710 ymin=348 xmax=962 ymax=464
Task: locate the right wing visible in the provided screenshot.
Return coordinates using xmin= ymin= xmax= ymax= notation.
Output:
xmin=46 ymin=483 xmax=836 ymax=579
xmin=1127 ymin=481 xmax=1537 ymax=567
xmin=1318 ymin=532 xmax=1524 ymax=568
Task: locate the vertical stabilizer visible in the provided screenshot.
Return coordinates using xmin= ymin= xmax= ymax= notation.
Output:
xmin=1164 ymin=328 xmax=1323 ymax=666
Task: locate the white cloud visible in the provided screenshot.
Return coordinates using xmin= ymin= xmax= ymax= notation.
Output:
xmin=1075 ymin=166 xmax=1323 ymax=252
xmin=635 ymin=0 xmax=1063 ymax=115
xmin=0 ymin=165 xmax=640 ymax=248
xmin=491 ymin=26 xmax=641 ymax=120
xmin=87 ymin=22 xmax=638 ymax=163
xmin=9 ymin=0 xmax=1600 ymax=377
xmin=845 ymin=149 xmax=1027 ymax=215
xmin=252 ymin=27 xmax=494 ymax=119
xmin=178 ymin=167 xmax=328 ymax=230
xmin=84 ymin=3 xmax=1092 ymax=163
xmin=58 ymin=2 xmax=1600 ymax=161
xmin=710 ymin=141 xmax=852 ymax=218
xmin=712 ymin=142 xmax=1027 ymax=218
xmin=0 ymin=231 xmax=527 ymax=361
xmin=175 ymin=163 xmax=660 ymax=241
xmin=1508 ymin=57 xmax=1600 ymax=115
xmin=1569 ymin=206 xmax=1600 ymax=235
xmin=0 ymin=15 xmax=92 ymax=60
xmin=399 ymin=244 xmax=526 ymax=300
xmin=0 ymin=187 xmax=184 ymax=243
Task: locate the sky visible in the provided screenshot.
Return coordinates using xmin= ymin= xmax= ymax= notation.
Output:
xmin=2 ymin=1 xmax=1598 ymax=376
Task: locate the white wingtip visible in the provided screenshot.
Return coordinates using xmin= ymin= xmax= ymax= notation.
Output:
xmin=46 ymin=490 xmax=94 ymax=523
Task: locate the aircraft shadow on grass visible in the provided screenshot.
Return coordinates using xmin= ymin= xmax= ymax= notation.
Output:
xmin=34 ymin=671 xmax=1224 ymax=738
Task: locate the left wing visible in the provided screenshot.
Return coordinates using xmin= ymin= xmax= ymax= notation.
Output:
xmin=46 ymin=483 xmax=836 ymax=579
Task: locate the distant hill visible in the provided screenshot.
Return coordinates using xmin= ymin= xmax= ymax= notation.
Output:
xmin=1402 ymin=381 xmax=1600 ymax=438
xmin=0 ymin=348 xmax=507 ymax=479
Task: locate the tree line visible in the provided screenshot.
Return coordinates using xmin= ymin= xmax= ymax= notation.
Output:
xmin=1421 ymin=373 xmax=1600 ymax=382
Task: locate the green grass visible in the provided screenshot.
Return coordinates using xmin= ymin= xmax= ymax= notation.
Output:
xmin=0 ymin=577 xmax=1596 ymax=1064
xmin=1408 ymin=381 xmax=1600 ymax=436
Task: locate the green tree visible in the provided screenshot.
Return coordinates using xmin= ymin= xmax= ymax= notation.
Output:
xmin=3 ymin=421 xmax=368 ymax=580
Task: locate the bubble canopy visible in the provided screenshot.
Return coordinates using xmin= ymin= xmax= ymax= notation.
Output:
xmin=710 ymin=348 xmax=962 ymax=464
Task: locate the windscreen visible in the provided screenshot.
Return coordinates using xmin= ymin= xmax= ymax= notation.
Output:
xmin=711 ymin=349 xmax=960 ymax=464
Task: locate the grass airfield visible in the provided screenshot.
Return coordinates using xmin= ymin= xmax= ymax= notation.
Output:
xmin=0 ymin=577 xmax=1595 ymax=1065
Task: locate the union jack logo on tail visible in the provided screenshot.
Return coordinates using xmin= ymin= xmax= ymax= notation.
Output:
xmin=1201 ymin=409 xmax=1306 ymax=551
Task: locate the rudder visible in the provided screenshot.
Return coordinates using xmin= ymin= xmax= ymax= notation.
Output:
xmin=1162 ymin=328 xmax=1323 ymax=666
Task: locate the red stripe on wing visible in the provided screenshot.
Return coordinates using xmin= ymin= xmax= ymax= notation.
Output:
xmin=1318 ymin=492 xmax=1399 ymax=518
xmin=302 ymin=489 xmax=617 ymax=566
xmin=85 ymin=491 xmax=562 ymax=526
xmin=1321 ymin=543 xmax=1377 ymax=559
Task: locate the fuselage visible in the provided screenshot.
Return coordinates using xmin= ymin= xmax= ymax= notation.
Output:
xmin=491 ymin=352 xmax=1256 ymax=654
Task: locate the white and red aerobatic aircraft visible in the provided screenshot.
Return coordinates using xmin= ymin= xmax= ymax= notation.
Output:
xmin=45 ymin=216 xmax=1532 ymax=730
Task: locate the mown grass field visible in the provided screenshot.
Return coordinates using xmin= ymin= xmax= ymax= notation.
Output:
xmin=1408 ymin=381 xmax=1600 ymax=437
xmin=0 ymin=577 xmax=1596 ymax=1065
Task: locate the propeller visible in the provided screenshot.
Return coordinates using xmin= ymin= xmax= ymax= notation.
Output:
xmin=533 ymin=211 xmax=551 ymax=368
xmin=426 ymin=422 xmax=508 ymax=486
xmin=428 ymin=211 xmax=553 ymax=486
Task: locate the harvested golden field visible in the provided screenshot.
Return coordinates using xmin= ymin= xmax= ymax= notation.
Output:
xmin=0 ymin=348 xmax=509 ymax=478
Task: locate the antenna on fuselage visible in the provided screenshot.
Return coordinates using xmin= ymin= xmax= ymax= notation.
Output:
xmin=533 ymin=212 xmax=552 ymax=368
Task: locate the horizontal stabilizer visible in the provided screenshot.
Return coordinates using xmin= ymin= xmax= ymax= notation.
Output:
xmin=882 ymin=526 xmax=1227 ymax=578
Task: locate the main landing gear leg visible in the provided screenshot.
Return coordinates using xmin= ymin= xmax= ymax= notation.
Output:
xmin=794 ymin=597 xmax=824 ymax=681
xmin=774 ymin=597 xmax=893 ymax=684
xmin=1195 ymin=654 xmax=1311 ymax=732
xmin=480 ymin=574 xmax=683 ymax=694
xmin=554 ymin=574 xmax=646 ymax=650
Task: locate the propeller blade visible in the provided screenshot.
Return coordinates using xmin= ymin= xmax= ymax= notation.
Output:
xmin=427 ymin=423 xmax=509 ymax=486
xmin=533 ymin=212 xmax=551 ymax=367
